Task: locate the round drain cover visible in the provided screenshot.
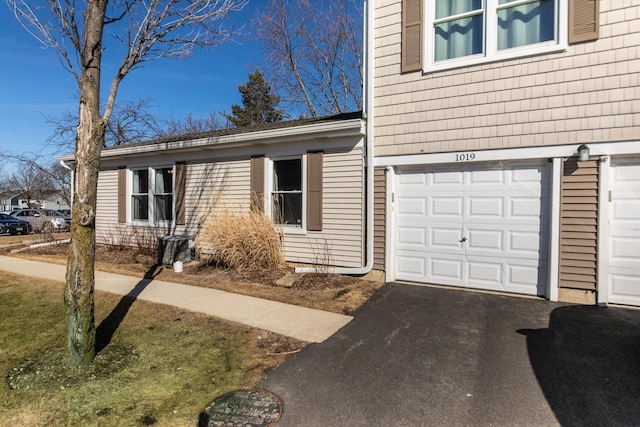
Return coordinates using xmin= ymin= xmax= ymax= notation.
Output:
xmin=200 ymin=389 xmax=282 ymax=426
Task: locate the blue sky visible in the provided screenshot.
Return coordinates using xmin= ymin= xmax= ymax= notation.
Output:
xmin=0 ymin=2 xmax=265 ymax=160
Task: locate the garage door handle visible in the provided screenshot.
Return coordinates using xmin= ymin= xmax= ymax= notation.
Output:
xmin=459 ymin=237 xmax=467 ymax=243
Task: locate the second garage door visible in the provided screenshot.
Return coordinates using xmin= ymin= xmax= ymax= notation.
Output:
xmin=395 ymin=161 xmax=550 ymax=296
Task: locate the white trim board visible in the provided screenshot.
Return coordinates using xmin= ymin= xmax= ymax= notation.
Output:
xmin=374 ymin=141 xmax=640 ymax=168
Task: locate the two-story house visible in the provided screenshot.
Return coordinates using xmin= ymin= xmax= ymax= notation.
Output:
xmin=370 ymin=0 xmax=639 ymax=306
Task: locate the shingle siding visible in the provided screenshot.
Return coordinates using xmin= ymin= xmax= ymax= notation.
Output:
xmin=374 ymin=2 xmax=640 ymax=156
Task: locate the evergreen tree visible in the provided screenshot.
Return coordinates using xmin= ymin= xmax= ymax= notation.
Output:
xmin=225 ymin=70 xmax=284 ymax=127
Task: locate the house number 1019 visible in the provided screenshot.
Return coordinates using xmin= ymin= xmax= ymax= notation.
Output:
xmin=455 ymin=152 xmax=476 ymax=162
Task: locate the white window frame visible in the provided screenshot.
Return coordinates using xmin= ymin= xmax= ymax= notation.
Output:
xmin=128 ymin=166 xmax=175 ymax=226
xmin=267 ymin=154 xmax=307 ymax=234
xmin=424 ymin=0 xmax=567 ymax=73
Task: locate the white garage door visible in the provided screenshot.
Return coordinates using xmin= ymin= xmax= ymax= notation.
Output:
xmin=395 ymin=161 xmax=550 ymax=295
xmin=608 ymin=157 xmax=640 ymax=306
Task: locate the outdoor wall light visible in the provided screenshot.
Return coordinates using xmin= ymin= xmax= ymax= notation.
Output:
xmin=578 ymin=144 xmax=590 ymax=162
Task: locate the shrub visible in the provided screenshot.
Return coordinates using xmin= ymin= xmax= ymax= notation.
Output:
xmin=196 ymin=211 xmax=285 ymax=270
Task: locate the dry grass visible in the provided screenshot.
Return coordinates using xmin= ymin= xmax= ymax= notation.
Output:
xmin=196 ymin=211 xmax=285 ymax=270
xmin=0 ymin=271 xmax=304 ymax=426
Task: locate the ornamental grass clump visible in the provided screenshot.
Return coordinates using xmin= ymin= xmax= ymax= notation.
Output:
xmin=196 ymin=211 xmax=285 ymax=270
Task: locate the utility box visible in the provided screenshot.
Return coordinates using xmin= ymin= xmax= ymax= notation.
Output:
xmin=158 ymin=235 xmax=194 ymax=266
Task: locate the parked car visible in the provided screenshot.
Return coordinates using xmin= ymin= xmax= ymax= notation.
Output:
xmin=0 ymin=213 xmax=31 ymax=235
xmin=10 ymin=209 xmax=71 ymax=233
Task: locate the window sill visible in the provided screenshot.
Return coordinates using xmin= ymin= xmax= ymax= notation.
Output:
xmin=278 ymin=225 xmax=306 ymax=236
xmin=422 ymin=42 xmax=568 ymax=75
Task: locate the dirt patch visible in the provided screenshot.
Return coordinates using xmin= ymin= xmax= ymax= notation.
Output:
xmin=5 ymin=243 xmax=383 ymax=315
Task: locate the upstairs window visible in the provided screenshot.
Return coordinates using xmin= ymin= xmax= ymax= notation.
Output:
xmin=430 ymin=0 xmax=559 ymax=68
xmin=401 ymin=0 xmax=586 ymax=73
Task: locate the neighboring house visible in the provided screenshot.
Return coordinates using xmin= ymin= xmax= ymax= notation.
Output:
xmin=0 ymin=192 xmax=27 ymax=212
xmin=38 ymin=190 xmax=71 ymax=212
xmin=61 ymin=113 xmax=368 ymax=269
xmin=370 ymin=0 xmax=640 ymax=306
xmin=0 ymin=190 xmax=69 ymax=213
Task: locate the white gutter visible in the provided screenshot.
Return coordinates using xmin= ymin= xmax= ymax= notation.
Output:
xmin=295 ymin=0 xmax=375 ymax=275
xmin=59 ymin=159 xmax=74 ymax=208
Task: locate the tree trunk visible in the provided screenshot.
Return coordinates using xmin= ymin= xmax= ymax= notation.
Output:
xmin=64 ymin=0 xmax=107 ymax=367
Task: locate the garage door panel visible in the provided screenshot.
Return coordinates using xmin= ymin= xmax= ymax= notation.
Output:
xmin=397 ymin=172 xmax=427 ymax=186
xmin=509 ymin=261 xmax=546 ymax=294
xmin=430 ymin=227 xmax=463 ymax=250
xmin=396 ymin=253 xmax=426 ymax=280
xmin=469 ymin=168 xmax=505 ymax=184
xmin=510 ymin=197 xmax=544 ymax=220
xmin=397 ymin=197 xmax=427 ymax=215
xmin=430 ymin=256 xmax=464 ymax=283
xmin=467 ymin=196 xmax=504 ymax=218
xmin=610 ymin=273 xmax=640 ymax=306
xmin=397 ymin=226 xmax=427 ymax=249
xmin=508 ymin=230 xmax=543 ymax=258
xmin=512 ymin=166 xmax=546 ymax=184
xmin=611 ymin=195 xmax=640 ymax=222
xmin=610 ymin=233 xmax=640 ymax=267
xmin=466 ymin=259 xmax=503 ymax=288
xmin=431 ymin=196 xmax=464 ymax=217
xmin=467 ymin=229 xmax=503 ymax=253
xmin=431 ymin=170 xmax=464 ymax=185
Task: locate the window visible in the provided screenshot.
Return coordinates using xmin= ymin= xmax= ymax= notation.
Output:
xmin=271 ymin=158 xmax=303 ymax=228
xmin=131 ymin=169 xmax=149 ymax=221
xmin=410 ymin=0 xmax=567 ymax=72
xmin=130 ymin=167 xmax=174 ymax=223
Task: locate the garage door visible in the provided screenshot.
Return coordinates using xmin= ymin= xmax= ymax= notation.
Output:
xmin=395 ymin=161 xmax=550 ymax=295
xmin=608 ymin=157 xmax=640 ymax=306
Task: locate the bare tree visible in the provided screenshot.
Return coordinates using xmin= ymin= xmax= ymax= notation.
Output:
xmin=1 ymin=153 xmax=72 ymax=207
xmin=157 ymin=112 xmax=225 ymax=137
xmin=7 ymin=0 xmax=247 ymax=366
xmin=47 ymin=97 xmax=163 ymax=150
xmin=254 ymin=0 xmax=363 ymax=117
xmin=4 ymin=162 xmax=50 ymax=208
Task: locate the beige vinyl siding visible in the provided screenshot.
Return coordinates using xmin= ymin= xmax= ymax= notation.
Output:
xmin=184 ymin=159 xmax=251 ymax=233
xmin=283 ymin=148 xmax=365 ymax=268
xmin=94 ymin=147 xmax=364 ymax=268
xmin=96 ymin=169 xmax=120 ymax=240
xmin=559 ymin=157 xmax=599 ymax=291
xmin=374 ymin=1 xmax=640 ymax=156
xmin=373 ymin=167 xmax=386 ymax=270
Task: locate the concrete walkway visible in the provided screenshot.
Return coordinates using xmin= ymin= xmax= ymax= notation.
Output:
xmin=0 ymin=255 xmax=352 ymax=343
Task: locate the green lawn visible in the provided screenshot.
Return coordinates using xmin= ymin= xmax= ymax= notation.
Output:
xmin=0 ymin=271 xmax=301 ymax=426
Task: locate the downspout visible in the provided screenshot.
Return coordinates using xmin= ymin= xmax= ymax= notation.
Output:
xmin=59 ymin=159 xmax=75 ymax=208
xmin=295 ymin=0 xmax=375 ymax=275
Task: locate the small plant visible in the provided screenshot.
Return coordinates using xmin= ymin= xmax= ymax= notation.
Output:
xmin=30 ymin=227 xmax=55 ymax=244
xmin=196 ymin=210 xmax=285 ymax=270
xmin=99 ymin=224 xmax=160 ymax=257
xmin=309 ymin=237 xmax=334 ymax=274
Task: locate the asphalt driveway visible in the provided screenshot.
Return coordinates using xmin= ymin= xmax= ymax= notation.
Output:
xmin=260 ymin=283 xmax=640 ymax=426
